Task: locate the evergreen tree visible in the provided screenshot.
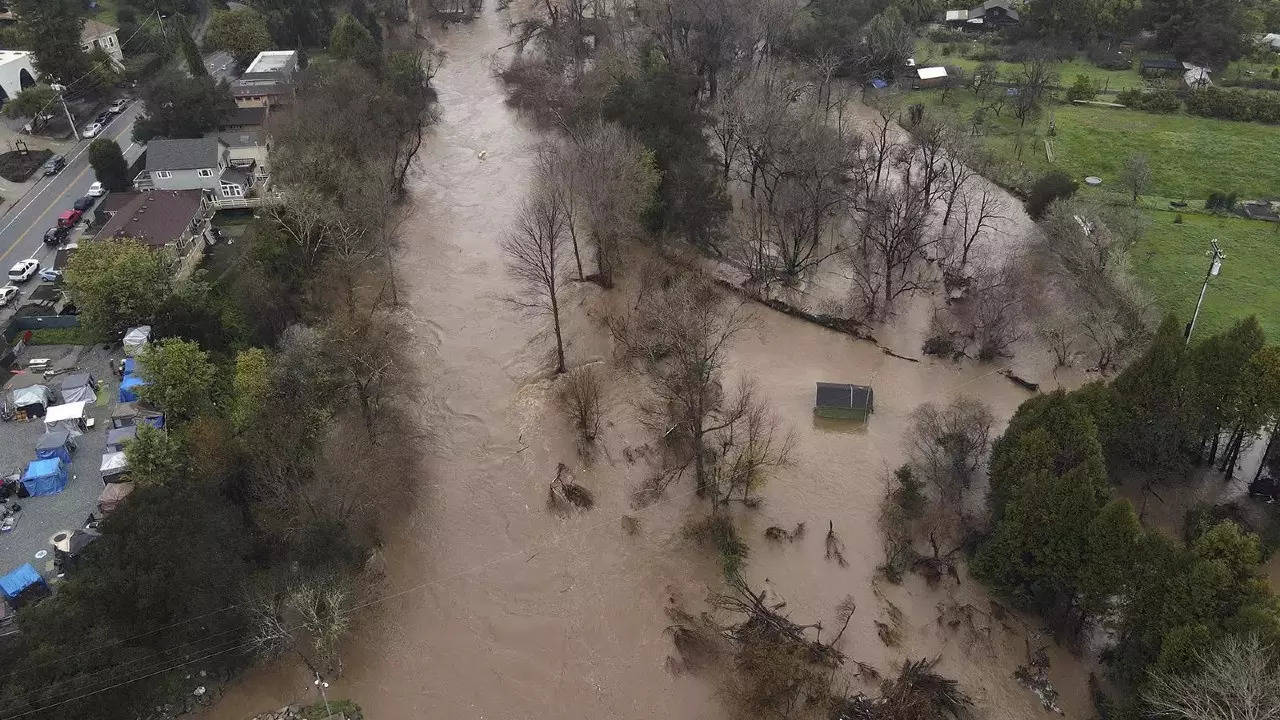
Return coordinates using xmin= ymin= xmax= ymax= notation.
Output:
xmin=178 ymin=16 xmax=207 ymax=77
xmin=329 ymin=13 xmax=379 ymax=71
xmin=88 ymin=138 xmax=131 ymax=192
xmin=12 ymin=0 xmax=91 ymax=85
xmin=1108 ymin=314 xmax=1197 ymax=474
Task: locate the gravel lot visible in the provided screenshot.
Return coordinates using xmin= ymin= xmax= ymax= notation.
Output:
xmin=1 ymin=342 xmax=124 ymax=585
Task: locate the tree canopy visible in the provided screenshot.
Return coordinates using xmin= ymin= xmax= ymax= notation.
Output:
xmin=88 ymin=139 xmax=132 ymax=192
xmin=2 ymin=84 xmax=57 ymax=120
xmin=132 ymin=70 xmax=236 ymax=143
xmin=12 ymin=0 xmax=91 ymax=85
xmin=64 ymin=238 xmax=172 ymax=340
xmin=137 ymin=338 xmax=218 ymax=424
xmin=205 ymin=8 xmax=273 ymax=67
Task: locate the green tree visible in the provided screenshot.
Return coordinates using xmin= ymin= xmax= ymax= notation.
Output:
xmin=1108 ymin=314 xmax=1198 ymax=474
xmin=1 ymin=83 xmax=57 ymax=120
xmin=132 ymin=69 xmax=235 ymax=142
xmin=1026 ymin=170 xmax=1078 ymax=219
xmin=863 ymin=7 xmax=914 ymax=75
xmin=204 ymin=8 xmax=273 ymax=66
xmin=1188 ymin=317 xmax=1267 ymax=465
xmin=88 ymin=138 xmax=131 ymax=192
xmin=124 ymin=424 xmax=185 ymax=487
xmin=12 ymin=0 xmax=91 ymax=85
xmin=329 ymin=13 xmax=379 ymax=70
xmin=178 ymin=16 xmax=207 ymax=78
xmin=137 ymin=338 xmax=217 ymax=424
xmin=1145 ymin=0 xmax=1261 ymax=64
xmin=64 ymin=238 xmax=172 ymax=339
xmin=987 ymin=390 xmax=1107 ymax=514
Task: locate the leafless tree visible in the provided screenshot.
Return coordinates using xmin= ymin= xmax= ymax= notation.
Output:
xmin=1011 ymin=56 xmax=1058 ymax=127
xmin=569 ymin=122 xmax=659 ymax=286
xmin=535 ymin=141 xmax=586 ymax=280
xmin=710 ymin=85 xmax=747 ymax=181
xmin=848 ymin=175 xmax=935 ymax=317
xmin=611 ymin=270 xmax=752 ymax=495
xmin=1144 ymin=634 xmax=1280 ymax=720
xmin=940 ymin=185 xmax=1005 ymax=274
xmin=712 ymin=382 xmax=795 ymax=504
xmin=1118 ymin=152 xmax=1152 ymax=203
xmin=906 ymin=118 xmax=950 ymax=205
xmin=502 ymin=186 xmax=571 ymax=373
xmin=1038 ymin=310 xmax=1079 ymax=367
xmin=939 ymin=135 xmax=981 ymax=227
xmin=560 ymin=364 xmax=603 ymax=441
xmin=867 ymin=93 xmax=903 ymax=192
xmin=967 ymin=260 xmax=1028 ymax=360
xmin=907 ymin=396 xmax=994 ymax=505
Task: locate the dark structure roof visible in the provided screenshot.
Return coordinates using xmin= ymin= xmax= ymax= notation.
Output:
xmin=815 ymin=382 xmax=873 ymax=410
xmin=220 ymin=166 xmax=251 ymax=187
xmin=217 ymin=129 xmax=265 ymax=148
xmin=219 ymin=106 xmax=267 ymax=129
xmin=968 ymin=0 xmax=1019 ymax=21
xmin=1141 ymin=57 xmax=1182 ymax=71
xmin=145 ymin=138 xmax=222 ymax=172
xmin=94 ymin=190 xmax=204 ymax=248
xmin=230 ymin=79 xmax=291 ymax=98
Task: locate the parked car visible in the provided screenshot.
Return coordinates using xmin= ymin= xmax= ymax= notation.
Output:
xmin=107 ymin=98 xmax=128 ymax=113
xmin=42 ymin=155 xmax=66 ymax=176
xmin=38 ymin=269 xmax=63 ymax=283
xmin=8 ymin=259 xmax=39 ymax=283
xmin=43 ymin=226 xmax=69 ymax=245
xmin=81 ymin=122 xmax=103 ymax=138
xmin=72 ymin=196 xmax=95 ymax=212
xmin=0 ymin=286 xmax=17 ymax=306
xmin=87 ymin=181 xmax=106 ymax=197
xmin=95 ymin=112 xmax=111 ymax=125
xmin=57 ymin=209 xmax=82 ymax=228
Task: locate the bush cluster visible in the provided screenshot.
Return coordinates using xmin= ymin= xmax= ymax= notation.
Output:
xmin=1185 ymin=86 xmax=1280 ymax=124
xmin=1115 ymin=88 xmax=1182 ymax=113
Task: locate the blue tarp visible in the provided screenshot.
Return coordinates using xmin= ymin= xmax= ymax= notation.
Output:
xmin=870 ymin=78 xmax=888 ymax=89
xmin=35 ymin=430 xmax=72 ymax=464
xmin=0 ymin=564 xmax=44 ymax=600
xmin=21 ymin=458 xmax=69 ymax=497
xmin=122 ymin=357 xmax=136 ymax=374
xmin=118 ymin=374 xmax=146 ymax=403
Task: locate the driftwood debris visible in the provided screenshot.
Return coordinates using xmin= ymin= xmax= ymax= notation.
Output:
xmin=999 ymin=369 xmax=1040 ymax=392
xmin=548 ymin=463 xmax=594 ymax=510
xmin=825 ymin=521 xmax=848 ymax=567
xmin=764 ymin=522 xmax=806 ymax=542
xmin=880 ymin=347 xmax=921 ymax=363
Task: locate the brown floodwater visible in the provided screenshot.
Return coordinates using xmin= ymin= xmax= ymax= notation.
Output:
xmin=201 ymin=5 xmax=1102 ymax=718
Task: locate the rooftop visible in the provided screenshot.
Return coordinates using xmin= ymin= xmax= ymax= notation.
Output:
xmin=230 ymin=80 xmax=291 ymax=97
xmin=219 ymin=106 xmax=268 ymax=129
xmin=0 ymin=50 xmax=31 ymax=65
xmin=218 ymin=129 xmax=266 ymax=148
xmin=145 ymin=138 xmax=223 ymax=172
xmin=245 ymin=50 xmax=297 ymax=75
xmin=80 ymin=18 xmax=118 ymax=43
xmin=917 ymin=66 xmax=948 ymax=80
xmin=94 ymin=190 xmax=205 ymax=248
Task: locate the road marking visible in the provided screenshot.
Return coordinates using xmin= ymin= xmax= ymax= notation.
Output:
xmin=0 ymin=110 xmax=140 ymax=267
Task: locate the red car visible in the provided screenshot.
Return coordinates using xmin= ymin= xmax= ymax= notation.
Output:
xmin=57 ymin=209 xmax=83 ymax=229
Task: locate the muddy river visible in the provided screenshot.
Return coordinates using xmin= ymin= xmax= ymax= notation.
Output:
xmin=203 ymin=5 xmax=1102 ymax=718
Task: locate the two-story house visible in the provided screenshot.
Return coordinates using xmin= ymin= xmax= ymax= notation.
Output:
xmin=230 ymin=50 xmax=298 ymax=109
xmin=81 ymin=19 xmax=124 ymax=69
xmin=135 ymin=138 xmax=254 ymax=201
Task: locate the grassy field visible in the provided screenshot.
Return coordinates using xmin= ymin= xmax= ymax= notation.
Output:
xmin=914 ymin=89 xmax=1280 ymax=201
xmin=914 ymin=39 xmax=1148 ymax=92
xmin=1130 ymin=210 xmax=1280 ymax=339
xmin=26 ymin=326 xmax=96 ymax=345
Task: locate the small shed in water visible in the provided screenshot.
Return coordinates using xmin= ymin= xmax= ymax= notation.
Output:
xmin=814 ymin=382 xmax=874 ymax=421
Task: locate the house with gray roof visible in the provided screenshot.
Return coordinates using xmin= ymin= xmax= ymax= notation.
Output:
xmin=135 ymin=137 xmax=256 ymax=201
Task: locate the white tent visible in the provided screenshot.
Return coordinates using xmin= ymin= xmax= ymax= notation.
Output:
xmin=10 ymin=384 xmax=51 ymax=409
xmin=100 ymin=451 xmax=129 ymax=482
xmin=44 ymin=401 xmax=89 ymax=437
xmin=123 ymin=326 xmax=151 ymax=357
xmin=61 ymin=383 xmax=97 ymax=404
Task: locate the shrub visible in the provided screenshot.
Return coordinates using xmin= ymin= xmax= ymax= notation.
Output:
xmin=1026 ymin=170 xmax=1079 ymax=219
xmin=1186 ymin=86 xmax=1280 ymax=124
xmin=1174 ymin=213 xmax=1183 ymax=224
xmin=1116 ymin=88 xmax=1182 ymax=113
xmin=941 ymin=44 xmax=953 ymax=56
xmin=1065 ymin=74 xmax=1098 ymax=102
xmin=1206 ymin=191 xmax=1239 ymax=211
xmin=966 ymin=46 xmax=1002 ymax=62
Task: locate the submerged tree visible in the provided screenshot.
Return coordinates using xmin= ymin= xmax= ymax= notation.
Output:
xmin=502 ymin=186 xmax=571 ymax=373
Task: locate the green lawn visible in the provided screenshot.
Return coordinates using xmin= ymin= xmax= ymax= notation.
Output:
xmin=1130 ymin=211 xmax=1280 ymax=339
xmin=90 ymin=0 xmax=119 ymax=24
xmin=915 ymin=90 xmax=1280 ymax=201
xmin=26 ymin=326 xmax=96 ymax=345
xmin=914 ymin=39 xmax=1148 ymax=92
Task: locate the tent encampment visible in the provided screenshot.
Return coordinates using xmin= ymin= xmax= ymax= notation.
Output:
xmin=123 ymin=326 xmax=151 ymax=356
xmin=100 ymin=451 xmax=129 ymax=483
xmin=20 ymin=458 xmax=69 ymax=496
xmin=118 ymin=375 xmax=146 ymax=403
xmin=9 ymin=385 xmax=52 ymax=415
xmin=43 ymin=401 xmax=88 ymax=436
xmin=59 ymin=373 xmax=98 ymax=404
xmin=97 ymin=481 xmax=134 ymax=514
xmin=35 ymin=430 xmax=74 ymax=464
xmin=0 ymin=564 xmax=47 ymax=602
xmin=122 ymin=357 xmax=136 ymax=374
xmin=105 ymin=425 xmax=137 ymax=452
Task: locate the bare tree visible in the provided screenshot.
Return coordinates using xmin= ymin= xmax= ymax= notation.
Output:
xmin=848 ymin=175 xmax=935 ymax=317
xmin=867 ymin=94 xmax=903 ymax=192
xmin=1011 ymin=56 xmax=1058 ymax=127
xmin=941 ymin=185 xmax=1005 ymax=273
xmin=502 ymin=187 xmax=570 ymax=373
xmin=967 ymin=260 xmax=1027 ymax=360
xmin=1144 ymin=634 xmax=1280 ymax=720
xmin=560 ymin=364 xmax=603 ymax=441
xmin=907 ymin=396 xmax=994 ymax=505
xmin=570 ymin=122 xmax=659 ymax=286
xmin=938 ymin=134 xmax=980 ymax=227
xmin=1118 ymin=153 xmax=1152 ymax=203
xmin=713 ymin=382 xmax=795 ymax=504
xmin=906 ymin=118 xmax=950 ymax=205
xmin=1038 ymin=310 xmax=1079 ymax=367
xmin=611 ymin=270 xmax=751 ymax=495
xmin=535 ymin=141 xmax=586 ymax=280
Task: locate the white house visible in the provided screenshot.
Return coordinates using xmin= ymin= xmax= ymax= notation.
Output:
xmin=136 ymin=137 xmax=255 ymax=201
xmin=81 ymin=19 xmax=124 ymax=69
xmin=0 ymin=50 xmax=37 ymax=103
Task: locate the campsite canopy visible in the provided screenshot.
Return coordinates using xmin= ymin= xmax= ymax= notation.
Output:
xmin=60 ymin=373 xmax=98 ymax=403
xmin=97 ymin=481 xmax=134 ymax=514
xmin=122 ymin=357 xmax=136 ymax=374
xmin=0 ymin=564 xmax=45 ymax=601
xmin=814 ymin=382 xmax=875 ymax=421
xmin=118 ymin=374 xmax=146 ymax=403
xmin=10 ymin=384 xmax=51 ymax=411
xmin=111 ymin=402 xmax=164 ymax=430
xmin=44 ymin=401 xmax=88 ymax=436
xmin=105 ymin=425 xmax=137 ymax=452
xmin=123 ymin=326 xmax=151 ymax=356
xmin=21 ymin=458 xmax=69 ymax=496
xmin=100 ymin=451 xmax=129 ymax=482
xmin=35 ymin=429 xmax=73 ymax=464
xmin=60 ymin=373 xmax=97 ymax=392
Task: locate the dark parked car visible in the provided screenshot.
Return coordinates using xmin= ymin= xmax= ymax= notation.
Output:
xmin=95 ymin=112 xmax=111 ymax=125
xmin=42 ymin=227 xmax=69 ymax=245
xmin=72 ymin=196 xmax=95 ymax=212
xmin=41 ymin=155 xmax=66 ymax=176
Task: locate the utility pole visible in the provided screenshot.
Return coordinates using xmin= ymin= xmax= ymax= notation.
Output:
xmin=1185 ymin=238 xmax=1224 ymax=347
xmin=50 ymin=84 xmax=80 ymax=142
xmin=313 ymin=673 xmax=333 ymax=718
xmin=155 ymin=9 xmax=168 ymax=41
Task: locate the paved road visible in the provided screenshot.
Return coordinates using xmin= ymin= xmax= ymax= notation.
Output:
xmin=0 ymin=103 xmax=145 ymax=323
